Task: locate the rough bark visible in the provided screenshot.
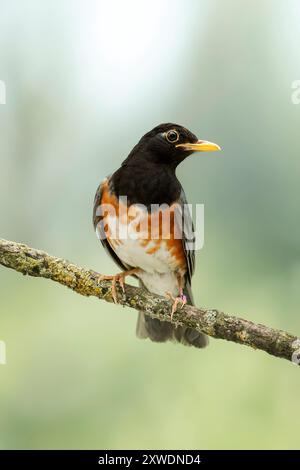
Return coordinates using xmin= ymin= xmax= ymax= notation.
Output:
xmin=0 ymin=238 xmax=300 ymax=366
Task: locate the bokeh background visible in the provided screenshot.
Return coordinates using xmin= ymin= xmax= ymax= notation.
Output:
xmin=0 ymin=0 xmax=300 ymax=450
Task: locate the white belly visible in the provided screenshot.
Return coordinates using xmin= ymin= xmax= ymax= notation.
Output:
xmin=106 ymin=212 xmax=180 ymax=296
xmin=114 ymin=238 xmax=175 ymax=273
xmin=114 ymin=239 xmax=179 ymax=296
xmin=138 ymin=271 xmax=178 ymax=296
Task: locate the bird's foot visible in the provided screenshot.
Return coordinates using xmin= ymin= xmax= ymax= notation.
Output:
xmin=97 ymin=268 xmax=140 ymax=303
xmin=166 ymin=291 xmax=187 ymax=322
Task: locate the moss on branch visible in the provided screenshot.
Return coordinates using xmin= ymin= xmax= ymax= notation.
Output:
xmin=0 ymin=238 xmax=299 ymax=366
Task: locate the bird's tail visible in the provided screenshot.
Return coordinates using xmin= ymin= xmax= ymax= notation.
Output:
xmin=136 ymin=282 xmax=208 ymax=349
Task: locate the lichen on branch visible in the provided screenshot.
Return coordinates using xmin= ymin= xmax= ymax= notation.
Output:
xmin=0 ymin=238 xmax=299 ymax=366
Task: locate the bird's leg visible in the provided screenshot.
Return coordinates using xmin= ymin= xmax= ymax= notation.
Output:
xmin=166 ymin=275 xmax=187 ymax=322
xmin=166 ymin=291 xmax=187 ymax=322
xmin=97 ymin=268 xmax=140 ymax=303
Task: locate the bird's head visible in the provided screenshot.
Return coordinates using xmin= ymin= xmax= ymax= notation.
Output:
xmin=124 ymin=123 xmax=221 ymax=168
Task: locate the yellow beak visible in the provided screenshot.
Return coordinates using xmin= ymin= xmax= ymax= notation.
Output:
xmin=176 ymin=140 xmax=221 ymax=152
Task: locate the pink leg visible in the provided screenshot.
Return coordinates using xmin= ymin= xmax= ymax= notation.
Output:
xmin=166 ymin=275 xmax=187 ymax=322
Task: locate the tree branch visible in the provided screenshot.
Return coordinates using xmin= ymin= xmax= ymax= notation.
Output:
xmin=0 ymin=238 xmax=299 ymax=366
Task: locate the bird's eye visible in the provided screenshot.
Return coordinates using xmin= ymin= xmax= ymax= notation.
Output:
xmin=165 ymin=130 xmax=179 ymax=143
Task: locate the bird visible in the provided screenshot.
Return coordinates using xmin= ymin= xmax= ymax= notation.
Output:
xmin=93 ymin=123 xmax=220 ymax=349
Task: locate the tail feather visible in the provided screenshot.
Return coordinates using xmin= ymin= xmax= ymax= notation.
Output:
xmin=136 ymin=281 xmax=208 ymax=349
xmin=136 ymin=314 xmax=174 ymax=342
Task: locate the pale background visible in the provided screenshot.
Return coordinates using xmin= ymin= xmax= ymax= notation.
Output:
xmin=0 ymin=0 xmax=300 ymax=449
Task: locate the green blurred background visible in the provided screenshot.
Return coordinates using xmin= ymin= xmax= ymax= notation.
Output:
xmin=1 ymin=0 xmax=300 ymax=450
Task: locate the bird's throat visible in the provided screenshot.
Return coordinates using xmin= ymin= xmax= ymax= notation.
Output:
xmin=110 ymin=163 xmax=181 ymax=207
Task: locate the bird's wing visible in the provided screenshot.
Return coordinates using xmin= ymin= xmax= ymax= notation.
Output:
xmin=174 ymin=189 xmax=196 ymax=304
xmin=93 ymin=178 xmax=131 ymax=272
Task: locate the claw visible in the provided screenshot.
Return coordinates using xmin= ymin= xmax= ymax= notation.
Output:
xmin=97 ymin=268 xmax=140 ymax=303
xmin=97 ymin=274 xmax=119 ymax=303
xmin=166 ymin=292 xmax=187 ymax=322
xmin=118 ymin=275 xmax=125 ymax=293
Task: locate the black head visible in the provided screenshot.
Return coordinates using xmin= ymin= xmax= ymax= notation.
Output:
xmin=122 ymin=123 xmax=220 ymax=169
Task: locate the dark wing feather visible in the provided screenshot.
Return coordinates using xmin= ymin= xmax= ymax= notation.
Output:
xmin=93 ymin=178 xmax=131 ymax=272
xmin=174 ymin=189 xmax=196 ymax=304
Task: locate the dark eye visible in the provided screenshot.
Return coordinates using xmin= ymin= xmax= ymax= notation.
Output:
xmin=165 ymin=130 xmax=179 ymax=143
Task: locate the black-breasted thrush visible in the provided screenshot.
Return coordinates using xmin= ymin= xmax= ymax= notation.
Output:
xmin=93 ymin=123 xmax=220 ymax=348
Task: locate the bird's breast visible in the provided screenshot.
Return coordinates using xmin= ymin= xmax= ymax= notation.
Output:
xmin=98 ymin=181 xmax=186 ymax=276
